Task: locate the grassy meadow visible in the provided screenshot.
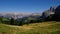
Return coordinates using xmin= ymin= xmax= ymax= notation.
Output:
xmin=0 ymin=21 xmax=60 ymax=34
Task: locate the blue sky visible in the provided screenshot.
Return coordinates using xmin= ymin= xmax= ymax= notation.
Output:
xmin=0 ymin=0 xmax=60 ymax=13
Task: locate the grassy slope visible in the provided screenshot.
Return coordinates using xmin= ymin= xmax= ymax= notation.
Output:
xmin=0 ymin=21 xmax=60 ymax=34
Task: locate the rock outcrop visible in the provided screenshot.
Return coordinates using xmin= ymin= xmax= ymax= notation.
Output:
xmin=53 ymin=5 xmax=60 ymax=21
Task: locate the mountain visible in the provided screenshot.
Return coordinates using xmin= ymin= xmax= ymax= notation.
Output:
xmin=41 ymin=6 xmax=56 ymax=19
xmin=55 ymin=5 xmax=60 ymax=15
xmin=53 ymin=5 xmax=60 ymax=20
xmin=0 ymin=12 xmax=42 ymax=20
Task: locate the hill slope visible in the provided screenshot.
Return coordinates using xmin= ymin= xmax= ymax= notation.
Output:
xmin=0 ymin=21 xmax=60 ymax=34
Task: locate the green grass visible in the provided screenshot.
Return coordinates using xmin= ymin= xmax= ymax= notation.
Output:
xmin=0 ymin=21 xmax=60 ymax=34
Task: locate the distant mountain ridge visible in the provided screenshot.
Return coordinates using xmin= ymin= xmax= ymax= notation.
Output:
xmin=0 ymin=5 xmax=59 ymax=20
xmin=0 ymin=12 xmax=41 ymax=19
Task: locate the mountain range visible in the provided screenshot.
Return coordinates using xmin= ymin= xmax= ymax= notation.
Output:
xmin=0 ymin=6 xmax=58 ymax=20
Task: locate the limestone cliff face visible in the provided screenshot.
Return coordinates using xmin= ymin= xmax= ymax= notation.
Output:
xmin=42 ymin=6 xmax=55 ymax=18
xmin=53 ymin=5 xmax=60 ymax=20
xmin=55 ymin=5 xmax=60 ymax=16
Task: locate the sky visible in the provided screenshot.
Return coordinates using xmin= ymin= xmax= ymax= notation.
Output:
xmin=0 ymin=0 xmax=60 ymax=13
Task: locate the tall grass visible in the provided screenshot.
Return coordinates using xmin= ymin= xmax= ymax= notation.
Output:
xmin=0 ymin=21 xmax=60 ymax=34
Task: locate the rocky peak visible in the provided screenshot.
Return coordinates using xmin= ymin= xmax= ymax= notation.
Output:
xmin=42 ymin=6 xmax=55 ymax=17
